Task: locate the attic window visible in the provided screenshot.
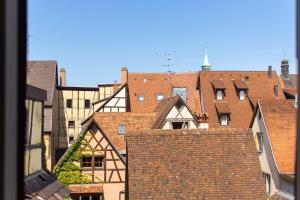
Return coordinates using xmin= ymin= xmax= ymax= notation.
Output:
xmin=138 ymin=95 xmax=144 ymax=102
xmin=258 ymin=111 xmax=262 ymax=119
xmin=220 ymin=114 xmax=228 ymax=126
xmin=84 ymin=99 xmax=90 ymax=108
xmin=66 ymin=99 xmax=72 ymax=108
xmin=118 ymin=123 xmax=125 ymax=135
xmin=216 ymin=90 xmax=223 ymax=100
xmin=233 ymin=80 xmax=248 ymax=100
xmin=156 ymin=93 xmax=164 ymax=101
xmin=239 ymin=90 xmax=246 ymax=100
xmin=171 ymin=122 xmax=189 ymax=129
xmin=274 ymin=85 xmax=279 ymax=97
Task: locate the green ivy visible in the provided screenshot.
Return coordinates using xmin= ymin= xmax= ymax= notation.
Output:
xmin=54 ymin=132 xmax=91 ymax=186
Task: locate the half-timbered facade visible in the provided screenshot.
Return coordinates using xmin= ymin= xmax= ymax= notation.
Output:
xmin=152 ymin=95 xmax=198 ymax=129
xmin=55 ymin=120 xmax=126 ymax=200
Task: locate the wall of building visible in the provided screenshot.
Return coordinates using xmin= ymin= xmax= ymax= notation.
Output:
xmin=58 ymin=89 xmax=99 ymax=148
xmin=252 ymin=108 xmax=280 ymax=196
xmin=25 ymin=99 xmax=43 ymax=176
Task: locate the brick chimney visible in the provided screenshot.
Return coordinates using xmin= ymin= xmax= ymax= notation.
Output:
xmin=121 ymin=66 xmax=128 ymax=84
xmin=268 ymin=65 xmax=272 ymax=79
xmin=60 ymin=68 xmax=66 ymax=86
xmin=281 ymin=58 xmax=289 ymax=79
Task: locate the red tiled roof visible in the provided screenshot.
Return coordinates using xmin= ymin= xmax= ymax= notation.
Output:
xmin=258 ymin=99 xmax=296 ymax=174
xmin=233 ymin=79 xmax=248 ymax=90
xmin=68 ymin=184 xmax=103 ymax=194
xmin=283 ymin=88 xmax=297 ymax=97
xmin=127 ymin=72 xmax=201 ymax=114
xmin=215 ymin=102 xmax=231 ymax=115
xmin=211 ymin=79 xmax=226 ymax=90
xmin=93 ymin=112 xmax=157 ymax=150
xmin=126 ymin=128 xmax=269 ymax=199
xmin=200 ymin=71 xmax=285 ymax=128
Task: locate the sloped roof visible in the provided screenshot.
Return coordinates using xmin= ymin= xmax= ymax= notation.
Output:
xmin=93 ymin=112 xmax=157 ymax=150
xmin=24 ymin=170 xmax=69 ymax=199
xmin=200 ymin=71 xmax=285 ymax=128
xmin=126 ymin=128 xmax=269 ymax=199
xmin=233 ymin=79 xmax=248 ymax=90
xmin=68 ymin=184 xmax=103 ymax=194
xmin=258 ymin=99 xmax=296 ymax=174
xmin=211 ymin=79 xmax=226 ymax=90
xmin=215 ymin=102 xmax=231 ymax=115
xmin=127 ymin=71 xmax=201 ymax=114
xmin=279 ymin=74 xmax=298 ymax=88
xmin=27 ymin=60 xmax=58 ymax=105
xmin=283 ymin=88 xmax=297 ymax=98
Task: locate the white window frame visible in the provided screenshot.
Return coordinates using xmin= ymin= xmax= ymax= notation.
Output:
xmin=220 ymin=114 xmax=228 ymax=126
xmin=239 ymin=90 xmax=246 ymax=100
xmin=216 ymin=90 xmax=223 ymax=100
xmin=118 ymin=123 xmax=125 ymax=135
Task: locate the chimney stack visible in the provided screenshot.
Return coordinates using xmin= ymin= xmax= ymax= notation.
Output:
xmin=113 ymin=81 xmax=120 ymax=92
xmin=60 ymin=68 xmax=66 ymax=86
xmin=280 ymin=58 xmax=289 ymax=79
xmin=121 ymin=66 xmax=128 ymax=84
xmin=268 ymin=65 xmax=272 ymax=79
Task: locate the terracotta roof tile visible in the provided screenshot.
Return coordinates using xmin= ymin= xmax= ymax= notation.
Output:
xmin=68 ymin=184 xmax=103 ymax=194
xmin=259 ymin=99 xmax=296 ymax=174
xmin=127 ymin=72 xmax=201 ymax=114
xmin=200 ymin=71 xmax=285 ymax=128
xmin=126 ymin=128 xmax=269 ymax=199
xmin=233 ymin=79 xmax=248 ymax=90
xmin=93 ymin=112 xmax=157 ymax=150
xmin=211 ymin=79 xmax=226 ymax=90
xmin=215 ymin=102 xmax=231 ymax=115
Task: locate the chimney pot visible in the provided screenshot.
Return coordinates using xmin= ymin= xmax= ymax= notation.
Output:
xmin=121 ymin=66 xmax=128 ymax=84
xmin=60 ymin=68 xmax=66 ymax=86
xmin=268 ymin=65 xmax=272 ymax=79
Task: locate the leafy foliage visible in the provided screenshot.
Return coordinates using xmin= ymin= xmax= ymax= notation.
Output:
xmin=54 ymin=132 xmax=91 ymax=186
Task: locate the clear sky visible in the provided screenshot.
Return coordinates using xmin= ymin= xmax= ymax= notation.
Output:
xmin=28 ymin=0 xmax=296 ymax=86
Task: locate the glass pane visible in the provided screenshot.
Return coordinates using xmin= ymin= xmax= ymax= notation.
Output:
xmin=172 ymin=88 xmax=187 ymax=102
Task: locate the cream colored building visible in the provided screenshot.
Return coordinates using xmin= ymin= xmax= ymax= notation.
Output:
xmin=56 ymin=68 xmax=120 ymax=157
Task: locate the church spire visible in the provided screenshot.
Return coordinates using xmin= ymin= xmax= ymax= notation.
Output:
xmin=202 ymin=48 xmax=211 ymax=71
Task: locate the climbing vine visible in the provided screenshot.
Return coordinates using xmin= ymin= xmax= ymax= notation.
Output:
xmin=54 ymin=133 xmax=90 ymax=186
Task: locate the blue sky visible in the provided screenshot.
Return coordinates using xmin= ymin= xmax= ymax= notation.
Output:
xmin=28 ymin=0 xmax=296 ymax=86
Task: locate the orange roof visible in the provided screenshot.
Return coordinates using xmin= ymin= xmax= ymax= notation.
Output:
xmin=283 ymin=88 xmax=297 ymax=97
xmin=93 ymin=112 xmax=157 ymax=150
xmin=200 ymin=71 xmax=285 ymax=128
xmin=68 ymin=184 xmax=103 ymax=194
xmin=127 ymin=72 xmax=201 ymax=114
xmin=259 ymin=99 xmax=296 ymax=174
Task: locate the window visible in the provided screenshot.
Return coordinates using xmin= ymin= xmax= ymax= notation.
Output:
xmin=118 ymin=123 xmax=125 ymax=135
xmin=239 ymin=90 xmax=246 ymax=100
xmin=274 ymin=85 xmax=278 ymax=97
xmin=82 ymin=156 xmax=92 ymax=168
xmin=84 ymin=99 xmax=90 ymax=108
xmin=94 ymin=156 xmax=104 ymax=168
xmin=257 ymin=132 xmax=263 ymax=153
xmin=66 ymin=99 xmax=72 ymax=108
xmin=172 ymin=87 xmax=187 ymax=102
xmin=156 ymin=93 xmax=164 ymax=101
xmin=183 ymin=122 xmax=189 ymax=129
xmin=216 ymin=90 xmax=223 ymax=100
xmin=220 ymin=114 xmax=228 ymax=126
xmin=68 ymin=121 xmax=75 ymax=128
xmin=258 ymin=111 xmax=262 ymax=119
xmin=264 ymin=173 xmax=271 ymax=195
xmin=172 ymin=122 xmax=183 ymax=129
xmin=138 ymin=95 xmax=144 ymax=102
xmin=69 ymin=136 xmax=74 ymax=144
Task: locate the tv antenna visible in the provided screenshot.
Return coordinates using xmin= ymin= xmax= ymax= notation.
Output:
xmin=156 ymin=51 xmax=181 ymax=72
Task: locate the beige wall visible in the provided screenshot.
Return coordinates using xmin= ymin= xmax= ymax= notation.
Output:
xmin=58 ymin=89 xmax=100 ymax=148
xmin=25 ymin=99 xmax=43 ymax=176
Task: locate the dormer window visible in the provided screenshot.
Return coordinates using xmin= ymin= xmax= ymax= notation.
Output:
xmin=257 ymin=132 xmax=263 ymax=153
xmin=156 ymin=93 xmax=165 ymax=101
xmin=211 ymin=80 xmax=226 ymax=101
xmin=220 ymin=114 xmax=228 ymax=126
xmin=172 ymin=87 xmax=187 ymax=102
xmin=216 ymin=90 xmax=223 ymax=100
xmin=215 ymin=102 xmax=231 ymax=126
xmin=239 ymin=90 xmax=246 ymax=100
xmin=233 ymin=80 xmax=248 ymax=101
